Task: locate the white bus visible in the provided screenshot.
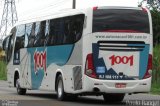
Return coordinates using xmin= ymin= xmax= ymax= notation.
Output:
xmin=3 ymin=6 xmax=152 ymax=102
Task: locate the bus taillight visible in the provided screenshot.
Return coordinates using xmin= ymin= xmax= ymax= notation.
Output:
xmin=85 ymin=53 xmax=97 ymax=78
xmin=142 ymin=7 xmax=147 ymax=13
xmin=143 ymin=54 xmax=152 ymax=79
xmin=93 ymin=6 xmax=98 ymax=11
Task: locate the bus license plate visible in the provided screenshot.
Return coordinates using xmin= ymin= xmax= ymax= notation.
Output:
xmin=115 ymin=83 xmax=126 ymax=88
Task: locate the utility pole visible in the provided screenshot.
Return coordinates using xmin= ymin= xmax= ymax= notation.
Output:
xmin=0 ymin=0 xmax=18 ymax=40
xmin=73 ymin=0 xmax=76 ymax=9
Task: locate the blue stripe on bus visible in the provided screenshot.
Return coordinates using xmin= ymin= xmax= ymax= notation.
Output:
xmin=47 ymin=45 xmax=74 ymax=66
xmin=128 ymin=44 xmax=149 ymax=79
xmin=139 ymin=45 xmax=149 ymax=79
xmin=27 ymin=44 xmax=74 ymax=89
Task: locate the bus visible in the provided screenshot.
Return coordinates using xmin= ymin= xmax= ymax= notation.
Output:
xmin=2 ymin=6 xmax=152 ymax=102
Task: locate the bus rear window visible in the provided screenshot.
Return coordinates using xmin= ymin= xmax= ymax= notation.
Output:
xmin=93 ymin=9 xmax=150 ymax=33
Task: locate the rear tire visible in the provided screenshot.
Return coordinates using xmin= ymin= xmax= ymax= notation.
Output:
xmin=56 ymin=75 xmax=66 ymax=101
xmin=16 ymin=79 xmax=26 ymax=95
xmin=103 ymin=93 xmax=125 ymax=103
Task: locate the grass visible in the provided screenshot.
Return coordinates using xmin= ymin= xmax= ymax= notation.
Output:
xmin=151 ymin=83 xmax=160 ymax=95
xmin=0 ymin=60 xmax=7 ymax=80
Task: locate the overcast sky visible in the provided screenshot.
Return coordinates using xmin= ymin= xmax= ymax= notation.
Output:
xmin=0 ymin=0 xmax=142 ymax=21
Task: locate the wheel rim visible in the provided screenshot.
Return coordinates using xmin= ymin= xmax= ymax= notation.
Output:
xmin=58 ymin=79 xmax=63 ymax=98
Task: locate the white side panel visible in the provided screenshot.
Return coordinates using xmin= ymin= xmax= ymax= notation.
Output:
xmin=20 ymin=49 xmax=32 ymax=89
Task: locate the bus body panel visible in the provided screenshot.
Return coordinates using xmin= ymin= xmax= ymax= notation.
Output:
xmin=17 ymin=39 xmax=83 ymax=93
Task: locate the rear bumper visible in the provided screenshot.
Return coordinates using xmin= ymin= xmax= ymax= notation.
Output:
xmin=83 ymin=75 xmax=151 ymax=94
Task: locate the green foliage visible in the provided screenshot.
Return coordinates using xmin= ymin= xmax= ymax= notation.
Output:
xmin=151 ymin=9 xmax=160 ymax=45
xmin=152 ymin=44 xmax=160 ymax=83
xmin=151 ymin=44 xmax=160 ymax=94
xmin=0 ymin=61 xmax=7 ymax=80
xmin=151 ymin=83 xmax=160 ymax=94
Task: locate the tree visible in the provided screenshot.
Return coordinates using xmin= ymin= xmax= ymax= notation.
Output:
xmin=139 ymin=0 xmax=160 ymax=45
xmin=149 ymin=0 xmax=160 ymax=45
xmin=151 ymin=9 xmax=160 ymax=45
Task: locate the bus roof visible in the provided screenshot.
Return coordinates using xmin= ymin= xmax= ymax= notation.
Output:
xmin=94 ymin=6 xmax=143 ymax=10
xmin=15 ymin=8 xmax=86 ymax=27
xmin=13 ymin=6 xmax=148 ymax=29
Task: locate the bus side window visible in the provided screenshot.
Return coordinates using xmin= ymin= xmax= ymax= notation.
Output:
xmin=74 ymin=14 xmax=84 ymax=41
xmin=6 ymin=27 xmax=16 ymax=63
xmin=34 ymin=21 xmax=46 ymax=47
xmin=28 ymin=23 xmax=36 ymax=47
xmin=68 ymin=16 xmax=75 ymax=43
xmin=46 ymin=14 xmax=85 ymax=46
xmin=14 ymin=25 xmax=25 ymax=65
xmin=48 ymin=19 xmax=56 ymax=46
xmin=40 ymin=21 xmax=46 ymax=46
xmin=2 ymin=36 xmax=9 ymax=51
xmin=25 ymin=23 xmax=32 ymax=47
xmin=34 ymin=22 xmax=40 ymax=47
xmin=7 ymin=35 xmax=14 ymax=62
xmin=53 ymin=19 xmax=61 ymax=45
xmin=64 ymin=17 xmax=70 ymax=44
xmin=57 ymin=18 xmax=65 ymax=45
xmin=44 ymin=20 xmax=50 ymax=46
xmin=67 ymin=14 xmax=84 ymax=44
xmin=63 ymin=16 xmax=76 ymax=44
xmin=15 ymin=25 xmax=25 ymax=52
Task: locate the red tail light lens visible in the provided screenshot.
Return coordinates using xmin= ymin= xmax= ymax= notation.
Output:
xmin=85 ymin=53 xmax=97 ymax=78
xmin=148 ymin=54 xmax=152 ymax=70
xmin=143 ymin=54 xmax=152 ymax=79
xmin=93 ymin=6 xmax=98 ymax=11
xmin=142 ymin=7 xmax=147 ymax=13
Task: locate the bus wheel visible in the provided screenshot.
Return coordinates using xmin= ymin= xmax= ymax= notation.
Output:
xmin=103 ymin=93 xmax=125 ymax=103
xmin=56 ymin=75 xmax=66 ymax=101
xmin=16 ymin=79 xmax=26 ymax=95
